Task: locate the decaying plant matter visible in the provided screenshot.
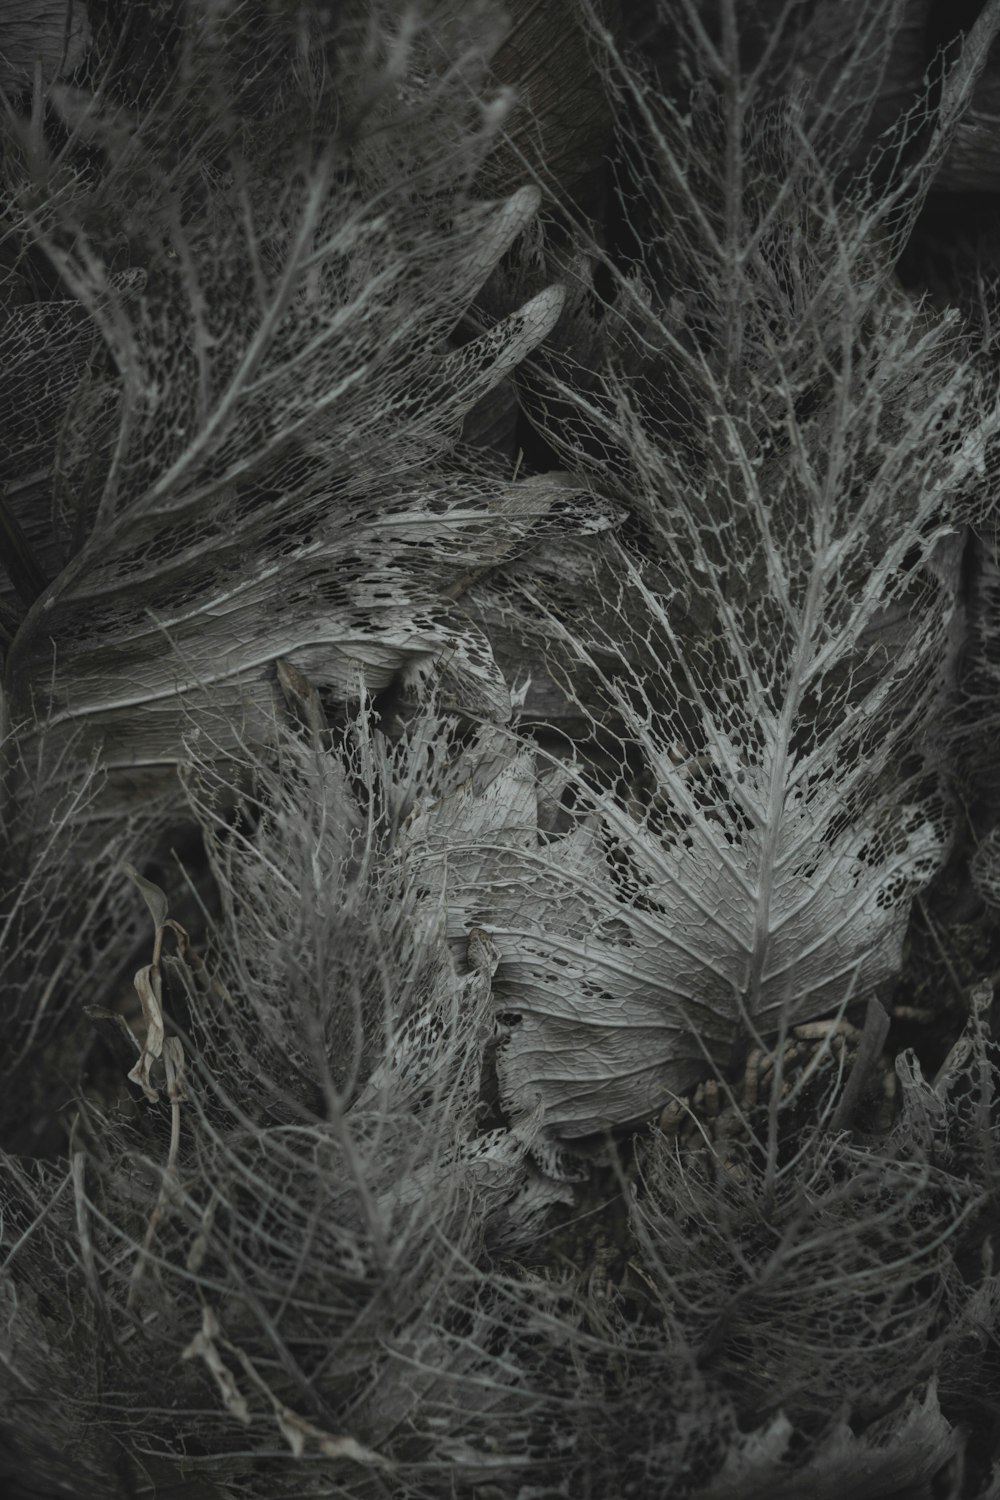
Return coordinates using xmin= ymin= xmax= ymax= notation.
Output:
xmin=4 ymin=2 xmax=1000 ymax=1497
xmin=456 ymin=0 xmax=1000 ymax=1137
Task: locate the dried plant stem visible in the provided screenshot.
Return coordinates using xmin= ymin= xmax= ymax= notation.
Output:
xmin=126 ymin=1038 xmax=184 ymax=1312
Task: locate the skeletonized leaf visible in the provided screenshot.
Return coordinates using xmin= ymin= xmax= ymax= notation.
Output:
xmin=693 ymin=1380 xmax=957 ymax=1500
xmin=3 ymin=16 xmax=583 ymax=822
xmin=406 ymin=26 xmax=998 ymax=1136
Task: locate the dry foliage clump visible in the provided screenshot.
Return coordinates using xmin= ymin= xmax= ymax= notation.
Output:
xmin=4 ymin=2 xmax=1000 ymax=1497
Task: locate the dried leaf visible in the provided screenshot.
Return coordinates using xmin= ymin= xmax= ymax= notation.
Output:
xmin=4 ymin=37 xmax=581 ymax=822
xmin=694 ymin=1381 xmax=957 ymax=1500
xmin=126 ymin=963 xmax=164 ymax=1103
xmin=121 ymin=861 xmax=169 ymax=930
xmin=181 ymin=1307 xmax=251 ymax=1427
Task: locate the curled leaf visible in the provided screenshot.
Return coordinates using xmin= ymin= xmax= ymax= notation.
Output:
xmin=126 ymin=963 xmax=164 ymax=1103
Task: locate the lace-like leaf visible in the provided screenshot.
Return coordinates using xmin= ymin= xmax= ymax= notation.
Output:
xmin=1 ymin=10 xmax=573 ymax=821
xmin=407 ymin=26 xmax=999 ymax=1137
xmin=693 ymin=1382 xmax=957 ymax=1500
